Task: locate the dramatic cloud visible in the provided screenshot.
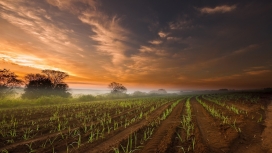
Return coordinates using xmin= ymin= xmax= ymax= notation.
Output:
xmin=199 ymin=5 xmax=236 ymax=14
xmin=0 ymin=1 xmax=83 ymax=52
xmin=246 ymin=70 xmax=271 ymax=75
xmin=79 ymin=12 xmax=130 ymax=65
xmin=158 ymin=31 xmax=168 ymax=38
xmin=0 ymin=0 xmax=271 ymax=90
xmin=149 ymin=40 xmax=162 ymax=45
xmin=0 ymin=1 xmax=85 ymax=76
xmin=1 ymin=51 xmax=48 ymax=70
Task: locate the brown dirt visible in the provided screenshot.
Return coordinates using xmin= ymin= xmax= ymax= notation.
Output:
xmin=38 ymin=101 xmax=170 ymax=153
xmin=191 ymin=98 xmax=231 ymax=152
xmin=140 ymin=100 xmax=184 ymax=153
xmin=0 ymin=102 xmax=159 ymax=152
xmin=2 ymin=94 xmax=271 ymax=153
xmin=81 ymin=101 xmax=173 ymax=153
xmin=194 ymin=96 xmax=269 ymax=153
xmin=229 ymin=102 xmax=268 ymax=152
xmin=262 ymin=99 xmax=272 ymax=153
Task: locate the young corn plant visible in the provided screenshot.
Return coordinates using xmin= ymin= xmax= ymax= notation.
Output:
xmin=257 ymin=114 xmax=263 ymax=123
xmin=22 ymin=128 xmax=33 ymax=140
xmin=8 ymin=129 xmax=16 ymax=137
xmin=26 ymin=142 xmax=36 ymax=153
xmin=177 ymin=97 xmax=195 ymax=151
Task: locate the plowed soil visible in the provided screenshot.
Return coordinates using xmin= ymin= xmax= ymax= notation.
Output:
xmin=132 ymin=95 xmax=271 ymax=153
xmin=81 ymin=101 xmax=174 ymax=153
xmin=140 ymin=100 xmax=185 ymax=153
xmin=262 ymin=98 xmax=272 ymax=153
xmin=191 ymin=98 xmax=233 ymax=152
xmin=1 ymin=93 xmax=271 ymax=153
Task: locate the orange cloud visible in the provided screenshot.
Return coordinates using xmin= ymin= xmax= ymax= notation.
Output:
xmin=0 ymin=1 xmax=270 ymax=90
xmin=200 ymin=5 xmax=236 ymax=14
xmin=158 ymin=31 xmax=168 ymax=38
xmin=246 ymin=70 xmax=271 ymax=75
xmin=79 ymin=13 xmax=130 ymax=65
xmin=149 ymin=40 xmax=162 ymax=45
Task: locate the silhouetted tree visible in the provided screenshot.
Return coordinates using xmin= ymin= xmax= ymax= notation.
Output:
xmin=54 ymin=83 xmax=71 ymax=97
xmin=158 ymin=89 xmax=167 ymax=94
xmin=42 ymin=70 xmax=69 ymax=88
xmin=149 ymin=89 xmax=167 ymax=95
xmin=24 ymin=73 xmax=47 ymax=83
xmin=22 ymin=75 xmax=53 ymax=99
xmin=108 ymin=82 xmax=127 ymax=94
xmin=0 ymin=69 xmax=23 ymax=98
xmin=22 ymin=71 xmax=71 ymax=99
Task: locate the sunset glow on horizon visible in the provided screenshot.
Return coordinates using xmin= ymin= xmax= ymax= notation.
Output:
xmin=0 ymin=0 xmax=272 ymax=91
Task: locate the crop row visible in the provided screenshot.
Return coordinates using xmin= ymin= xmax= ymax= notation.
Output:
xmin=112 ymin=98 xmax=183 ymax=153
xmin=202 ymin=95 xmax=244 ymax=115
xmin=196 ymin=96 xmax=241 ymax=132
xmin=203 ymin=93 xmax=260 ymax=104
xmin=203 ymin=93 xmax=264 ymax=123
xmin=0 ymin=97 xmax=180 ymax=153
xmin=0 ymin=98 xmax=169 ymax=137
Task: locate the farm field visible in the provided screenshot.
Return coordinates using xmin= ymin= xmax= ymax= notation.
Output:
xmin=0 ymin=92 xmax=271 ymax=153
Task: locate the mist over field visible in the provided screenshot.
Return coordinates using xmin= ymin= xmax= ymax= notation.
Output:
xmin=12 ymin=88 xmax=184 ymax=97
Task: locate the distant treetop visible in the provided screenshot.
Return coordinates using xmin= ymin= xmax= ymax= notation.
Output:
xmin=149 ymin=89 xmax=167 ymax=94
xmin=108 ymin=82 xmax=127 ymax=94
xmin=0 ymin=69 xmax=23 ymax=98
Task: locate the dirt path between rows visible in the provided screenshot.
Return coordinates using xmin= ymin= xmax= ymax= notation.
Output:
xmin=140 ymin=101 xmax=184 ymax=153
xmin=262 ymin=98 xmax=272 ymax=153
xmin=83 ymin=101 xmax=173 ymax=153
xmin=190 ymin=98 xmax=230 ymax=153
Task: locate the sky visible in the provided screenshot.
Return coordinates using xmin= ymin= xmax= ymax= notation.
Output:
xmin=0 ymin=0 xmax=272 ymax=91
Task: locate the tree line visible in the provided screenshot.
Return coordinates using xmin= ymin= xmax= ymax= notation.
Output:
xmin=0 ymin=69 xmax=128 ymax=99
xmin=0 ymin=69 xmax=70 ymax=99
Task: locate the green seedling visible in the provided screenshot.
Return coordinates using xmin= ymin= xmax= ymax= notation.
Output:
xmin=192 ymin=137 xmax=196 ymax=150
xmin=6 ymin=139 xmax=14 ymax=144
xmin=1 ymin=149 xmax=9 ymax=153
xmin=258 ymin=114 xmax=263 ymax=123
xmin=26 ymin=142 xmax=36 ymax=153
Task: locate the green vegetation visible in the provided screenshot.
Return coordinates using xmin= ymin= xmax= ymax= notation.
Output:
xmin=0 ymin=91 xmax=266 ymax=152
xmin=113 ymin=98 xmax=184 ymax=153
xmin=196 ymin=96 xmax=230 ymax=125
xmin=177 ymin=97 xmax=195 ymax=152
xmin=0 ymin=94 xmax=178 ymax=108
xmin=0 ymin=96 xmax=180 ymax=152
